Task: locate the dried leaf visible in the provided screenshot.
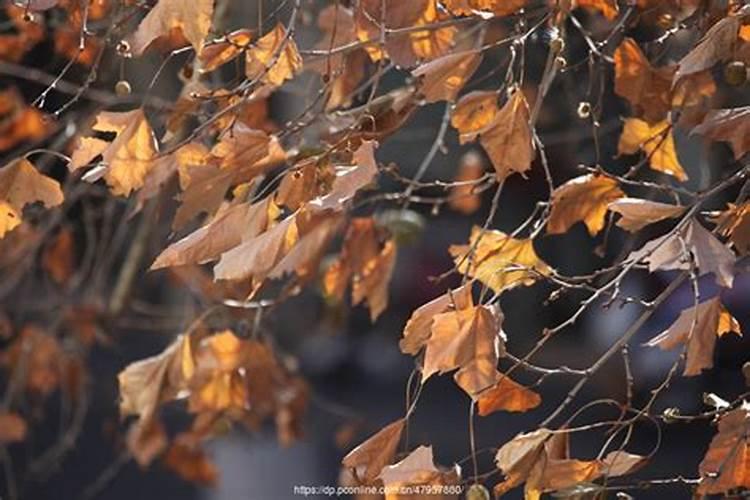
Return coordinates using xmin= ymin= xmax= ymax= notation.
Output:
xmin=127 ymin=418 xmax=168 ymax=468
xmin=451 ymin=90 xmax=498 ymax=144
xmin=698 ymin=404 xmax=750 ymax=495
xmin=309 ymin=141 xmax=379 ymax=211
xmin=494 ymin=428 xmax=553 ymax=496
xmin=378 ymin=445 xmax=461 ymax=498
xmin=400 ymin=284 xmax=473 ymax=355
xmin=600 ymin=451 xmax=647 ymax=477
xmin=608 ymin=198 xmax=685 ymax=232
xmin=618 ymin=118 xmax=687 ymax=181
xmin=245 ymin=23 xmax=302 ymax=87
xmin=449 ymin=226 xmax=552 ymax=294
xmin=645 ymin=297 xmax=741 ymax=376
xmin=614 ymin=38 xmax=674 ymax=123
xmin=128 ymin=0 xmax=214 ymax=56
xmin=210 ymin=123 xmax=270 ymax=170
xmin=692 ymin=106 xmax=750 ymax=160
xmin=412 ymin=50 xmax=482 ymax=103
xmin=479 ymin=91 xmax=534 ymax=181
xmin=355 ymin=0 xmax=456 ymax=68
xmin=351 ymin=239 xmax=397 ymax=321
xmin=42 ymin=227 xmax=75 ymax=285
xmin=547 ymin=174 xmax=624 ymax=236
xmin=477 ymin=376 xmax=542 ymax=416
xmin=70 ymin=110 xmax=158 ymax=196
xmin=628 ymin=219 xmax=736 ymax=288
xmin=163 ymin=440 xmax=218 ymax=485
xmin=0 ymin=88 xmax=51 ymax=152
xmin=342 ymin=419 xmax=405 ymax=483
xmin=0 ymin=158 xmax=63 ymax=238
xmin=117 ymin=334 xmax=194 ymax=421
xmin=674 ymin=14 xmax=741 ymax=83
xmin=199 ymin=29 xmax=253 ymax=73
xmin=713 ymin=202 xmax=750 ymax=255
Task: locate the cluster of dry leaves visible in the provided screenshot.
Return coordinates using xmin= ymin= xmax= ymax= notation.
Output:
xmin=2 ymin=0 xmax=750 ymax=498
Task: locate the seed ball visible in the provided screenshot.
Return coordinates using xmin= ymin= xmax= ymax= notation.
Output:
xmin=466 ymin=484 xmax=490 ymax=500
xmin=115 ymin=80 xmax=132 ymax=96
xmin=577 ymin=101 xmax=591 ymax=119
xmin=555 ymin=55 xmax=567 ymax=69
xmin=116 ymin=40 xmax=131 ymax=57
xmin=724 ymin=60 xmax=747 ymax=86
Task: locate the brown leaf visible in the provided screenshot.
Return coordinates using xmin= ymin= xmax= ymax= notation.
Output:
xmin=355 ymin=0 xmax=456 ymax=68
xmin=399 ymin=284 xmax=473 ymax=355
xmin=342 ymin=419 xmax=405 ymax=483
xmin=412 ymin=50 xmax=482 ymax=103
xmin=645 ymin=297 xmax=741 ymax=376
xmin=600 ymin=451 xmax=647 ymax=477
xmin=310 ymin=141 xmax=379 ymax=211
xmin=547 ymin=174 xmax=624 ymax=236
xmin=674 ymin=13 xmax=742 ymax=84
xmin=163 ymin=440 xmax=218 ymax=485
xmin=199 ymin=29 xmax=253 ymax=73
xmin=0 ymin=87 xmax=51 ymax=152
xmin=211 ymin=123 xmax=270 ymax=170
xmin=713 ymin=202 xmax=750 ymax=255
xmin=692 ymin=106 xmax=750 ymax=160
xmin=118 ymin=334 xmax=194 ymax=421
xmin=0 ymin=412 xmax=27 ymax=444
xmin=608 ymin=198 xmax=685 ymax=232
xmin=245 ymin=23 xmax=302 ymax=87
xmin=451 ymin=90 xmax=498 ymax=144
xmin=614 ymin=38 xmax=674 ymax=123
xmin=378 ymin=445 xmax=461 ymax=498
xmin=628 ymin=219 xmax=736 ymax=288
xmin=70 ymin=109 xmax=158 ymax=196
xmin=126 ymin=418 xmax=168 ymax=468
xmin=698 ymin=404 xmax=750 ymax=495
xmin=422 ymin=302 xmax=504 ymax=397
xmin=0 ymin=158 xmax=63 ymax=238
xmin=477 ymin=376 xmax=542 ymax=416
xmin=479 ymin=91 xmax=534 ymax=181
xmin=618 ymin=118 xmax=687 ymax=181
xmin=128 ymin=0 xmax=214 ymax=56
xmin=449 ymin=226 xmax=552 ymax=294
xmin=351 ymin=239 xmax=397 ymax=321
xmin=494 ymin=428 xmax=553 ymax=496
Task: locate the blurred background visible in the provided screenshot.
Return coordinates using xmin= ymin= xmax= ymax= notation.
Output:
xmin=1 ymin=0 xmax=749 ymax=499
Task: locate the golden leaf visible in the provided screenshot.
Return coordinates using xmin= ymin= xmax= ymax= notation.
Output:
xmin=547 ymin=174 xmax=624 ymax=236
xmin=618 ymin=118 xmax=687 ymax=181
xmin=477 ymin=376 xmax=542 ymax=416
xmin=698 ymin=405 xmax=750 ymax=495
xmin=451 ymin=90 xmax=498 ymax=144
xmin=245 ymin=23 xmax=302 ymax=87
xmin=449 ymin=226 xmax=551 ymax=294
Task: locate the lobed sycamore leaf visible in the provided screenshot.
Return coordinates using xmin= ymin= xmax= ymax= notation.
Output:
xmin=245 ymin=23 xmax=303 ymax=87
xmin=698 ymin=404 xmax=750 ymax=495
xmin=342 ymin=418 xmax=405 ymax=483
xmin=479 ymin=91 xmax=535 ymax=182
xmin=645 ymin=297 xmax=741 ymax=376
xmin=451 ymin=90 xmax=498 ymax=144
xmin=412 ymin=50 xmax=482 ymax=103
xmin=547 ymin=174 xmax=624 ymax=236
xmin=128 ymin=0 xmax=214 ymax=56
xmin=618 ymin=118 xmax=687 ymax=181
xmin=608 ymin=198 xmax=685 ymax=232
xmin=0 ymin=158 xmax=63 ymax=239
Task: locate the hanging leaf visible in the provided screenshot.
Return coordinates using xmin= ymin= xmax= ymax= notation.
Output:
xmin=449 ymin=226 xmax=552 ymax=294
xmin=378 ymin=445 xmax=461 ymax=497
xmin=713 ymin=202 xmax=750 ymax=255
xmin=451 ymin=90 xmax=498 ymax=144
xmin=697 ymin=404 xmax=750 ymax=495
xmin=477 ymin=376 xmax=541 ymax=416
xmin=245 ymin=23 xmax=303 ymax=87
xmin=692 ymin=106 xmax=750 ymax=160
xmin=628 ymin=219 xmax=736 ymax=288
xmin=547 ymin=174 xmax=624 ymax=236
xmin=608 ymin=198 xmax=685 ymax=232
xmin=128 ymin=0 xmax=214 ymax=56
xmin=342 ymin=419 xmax=405 ymax=483
xmin=618 ymin=118 xmax=686 ymax=181
xmin=0 ymin=158 xmax=63 ymax=238
xmin=479 ymin=91 xmax=535 ymax=182
xmin=645 ymin=297 xmax=741 ymax=376
xmin=412 ymin=50 xmax=482 ymax=103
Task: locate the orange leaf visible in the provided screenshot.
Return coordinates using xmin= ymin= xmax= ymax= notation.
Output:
xmin=547 ymin=174 xmax=624 ymax=236
xmin=449 ymin=151 xmax=485 ymax=214
xmin=342 ymin=419 xmax=405 ymax=483
xmin=713 ymin=202 xmax=750 ymax=255
xmin=199 ymin=29 xmax=253 ymax=73
xmin=128 ymin=0 xmax=214 ymax=56
xmin=245 ymin=23 xmax=302 ymax=87
xmin=698 ymin=405 xmax=750 ymax=495
xmin=0 ymin=412 xmax=27 ymax=444
xmin=477 ymin=376 xmax=541 ymax=415
xmin=479 ymin=91 xmax=534 ymax=181
xmin=412 ymin=50 xmax=482 ymax=103
xmin=618 ymin=118 xmax=687 ymax=181
xmin=451 ymin=90 xmax=498 ymax=144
